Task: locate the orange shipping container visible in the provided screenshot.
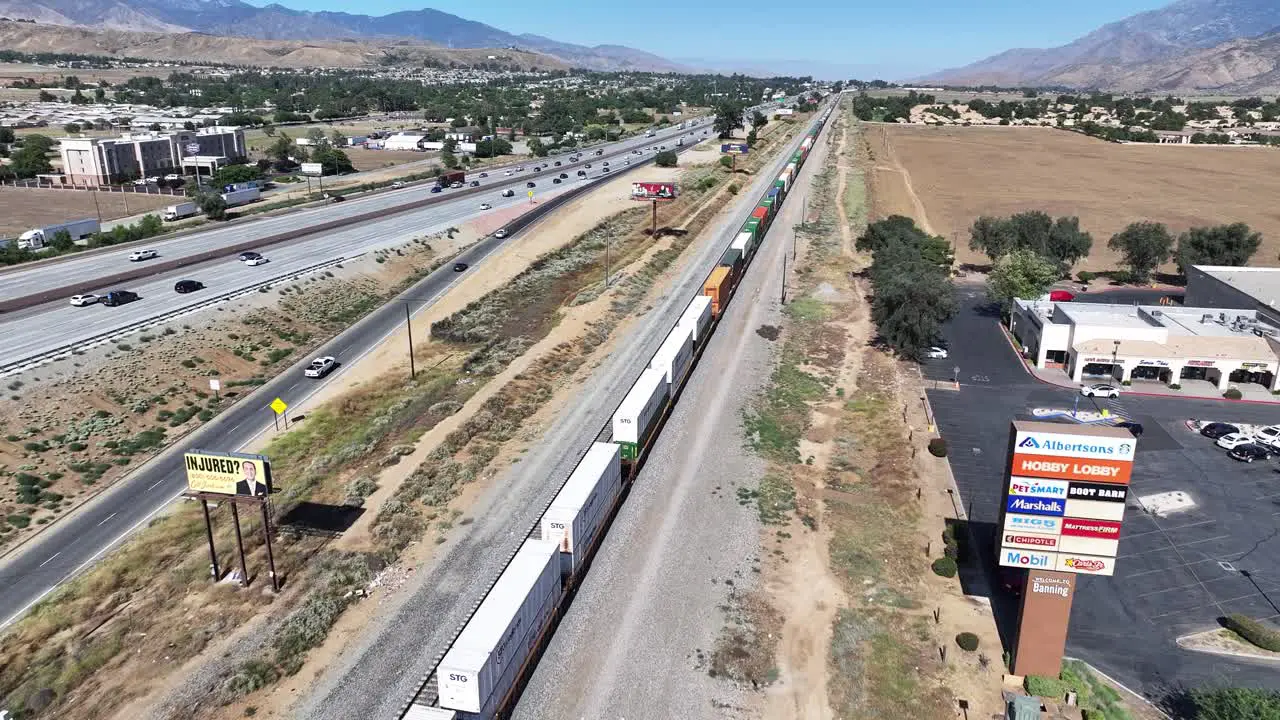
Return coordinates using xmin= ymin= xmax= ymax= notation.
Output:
xmin=704 ymin=266 xmax=732 ymax=317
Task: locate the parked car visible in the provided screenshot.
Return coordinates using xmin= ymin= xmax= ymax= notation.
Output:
xmin=101 ymin=289 xmax=139 ymax=306
xmin=128 ymin=249 xmax=158 ymax=262
xmin=1217 ymin=432 xmax=1258 ymax=450
xmin=924 ymin=346 xmax=948 ymax=359
xmin=494 ymin=229 xmax=508 ymax=239
xmin=1229 ymin=443 xmax=1273 ymax=463
xmin=1254 ymin=425 xmax=1280 ymax=449
xmin=1200 ymin=422 xmax=1240 ymax=439
xmin=1049 ymin=290 xmax=1076 ymax=302
xmin=453 ymin=262 xmax=469 ymax=272
xmin=1116 ymin=421 xmax=1143 ymax=437
xmin=69 ymin=293 xmax=98 ymax=307
xmin=479 ymin=203 xmax=492 ymax=210
xmin=304 ymin=356 xmax=336 ymax=378
xmin=174 ymin=279 xmax=203 ymax=293
xmin=1080 ymin=383 xmax=1120 ymax=398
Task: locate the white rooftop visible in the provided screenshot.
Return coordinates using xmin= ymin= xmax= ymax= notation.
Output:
xmin=1196 ymin=266 xmax=1280 ymax=307
xmin=1020 ymin=297 xmax=1280 ymax=339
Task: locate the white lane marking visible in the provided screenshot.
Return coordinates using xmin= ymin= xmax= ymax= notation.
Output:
xmin=148 ymin=478 xmax=165 ymax=491
xmin=96 ymin=513 xmax=116 ymax=526
xmin=38 ymin=552 xmax=60 ymax=568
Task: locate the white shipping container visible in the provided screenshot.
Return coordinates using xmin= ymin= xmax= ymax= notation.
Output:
xmin=438 ymin=540 xmax=562 ymax=717
xmin=404 ymin=706 xmax=457 ymax=720
xmin=649 ymin=323 xmax=694 ymax=389
xmin=776 ymin=171 xmax=790 ymax=192
xmin=541 ymin=442 xmax=623 ymax=577
xmin=612 ymin=367 xmax=669 ymax=447
xmin=731 ymin=230 xmax=753 ymax=258
xmin=677 ymin=295 xmax=713 ymax=344
xmin=786 ymin=162 xmax=798 ymax=181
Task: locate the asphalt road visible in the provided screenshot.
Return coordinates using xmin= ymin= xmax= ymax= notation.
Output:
xmin=0 ymin=123 xmax=717 ymax=370
xmin=923 ymin=286 xmax=1280 ymax=702
xmin=296 ymin=109 xmax=827 ymax=720
xmin=0 ymin=131 xmax=708 ymax=630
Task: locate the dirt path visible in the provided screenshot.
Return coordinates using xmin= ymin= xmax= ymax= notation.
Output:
xmin=875 ymin=129 xmax=935 ymax=235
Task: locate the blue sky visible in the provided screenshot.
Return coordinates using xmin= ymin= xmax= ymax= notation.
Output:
xmin=247 ymin=0 xmax=1173 ymax=79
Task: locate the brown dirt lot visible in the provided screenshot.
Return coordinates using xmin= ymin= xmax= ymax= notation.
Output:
xmin=0 ymin=188 xmax=176 ymax=236
xmin=867 ymin=124 xmax=1280 ymax=272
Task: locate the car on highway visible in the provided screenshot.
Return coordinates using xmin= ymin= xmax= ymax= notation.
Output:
xmin=431 ymin=186 xmax=442 ymax=193
xmin=391 ymin=181 xmax=405 ymax=189
xmin=238 ymin=251 xmax=262 ymax=262
xmin=577 ymin=170 xmax=587 ymax=176
xmin=174 ymin=279 xmax=203 ymax=294
xmin=450 ymin=182 xmax=463 ymax=189
xmin=624 ymin=159 xmax=631 ymax=165
xmin=554 ymin=161 xmax=562 ymax=166
xmin=470 ymin=180 xmax=480 ymax=187
xmin=924 ymin=346 xmax=948 ymax=359
xmin=516 ymin=166 xmax=525 ymax=171
xmin=304 ymin=356 xmax=337 ymax=378
xmin=479 ymin=203 xmax=492 ymax=210
xmin=494 ymin=229 xmax=508 ymax=239
xmin=242 ymin=254 xmax=268 ymax=266
xmin=602 ymin=161 xmax=609 ymax=166
xmin=560 ymin=173 xmax=568 ymax=178
xmin=1217 ymin=432 xmax=1257 ymax=450
xmin=101 ymin=289 xmax=139 ymax=306
xmin=533 ymin=166 xmax=542 ymax=172
xmin=601 ymin=167 xmax=610 ymax=173
xmin=1200 ymin=422 xmax=1240 ymax=439
xmin=584 ymin=163 xmax=592 ymax=168
xmin=553 ymin=178 xmax=562 ymax=184
xmin=128 ymin=249 xmax=158 ymax=262
xmin=502 ymin=189 xmax=515 ymax=197
xmin=453 ymin=262 xmax=469 ymax=272
xmin=504 ymin=170 xmax=513 ymax=176
xmin=526 ymin=181 xmax=536 ymax=187
xmin=1229 ymin=443 xmax=1273 ymax=463
xmin=1080 ymin=383 xmax=1120 ymax=398
xmin=69 ymin=293 xmax=98 ymax=307
xmin=479 ymin=172 xmax=489 ymax=178
xmin=594 ymin=149 xmax=603 ymax=155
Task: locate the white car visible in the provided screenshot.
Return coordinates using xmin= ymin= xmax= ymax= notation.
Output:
xmin=504 ymin=170 xmax=513 ymax=176
xmin=1253 ymin=425 xmax=1280 ymax=449
xmin=164 ymin=173 xmax=182 ymax=181
xmin=1217 ymin=432 xmax=1258 ymax=450
xmin=304 ymin=356 xmax=336 ymax=378
xmin=479 ymin=203 xmax=492 ymax=210
xmin=391 ymin=181 xmax=405 ymax=189
xmin=1080 ymin=383 xmax=1120 ymax=398
xmin=494 ymin=228 xmax=508 ymax=239
xmin=243 ymin=256 xmax=268 ymax=266
xmin=128 ymin=249 xmax=158 ymax=262
xmin=69 ymin=294 xmax=98 ymax=307
xmin=924 ymin=346 xmax=948 ymax=359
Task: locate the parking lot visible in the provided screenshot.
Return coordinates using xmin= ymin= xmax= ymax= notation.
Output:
xmin=926 ymin=284 xmax=1280 ymax=698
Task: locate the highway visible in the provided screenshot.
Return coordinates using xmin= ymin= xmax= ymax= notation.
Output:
xmin=0 ymin=127 xmax=714 ymax=630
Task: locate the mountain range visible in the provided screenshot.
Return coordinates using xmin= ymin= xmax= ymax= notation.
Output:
xmin=0 ymin=0 xmax=688 ymax=72
xmin=920 ymin=0 xmax=1280 ymax=94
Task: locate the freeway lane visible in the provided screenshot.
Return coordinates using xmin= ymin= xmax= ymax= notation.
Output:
xmin=0 ymin=134 xmax=706 ymax=629
xmin=0 ymin=119 xmax=711 ymax=305
xmin=0 ymin=131 xmax=711 ymax=370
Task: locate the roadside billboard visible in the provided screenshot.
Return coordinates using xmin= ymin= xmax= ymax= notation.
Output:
xmin=184 ymin=450 xmax=273 ymax=497
xmin=631 ymin=181 xmax=678 ymax=201
xmin=720 ymin=143 xmax=750 ymax=155
xmin=300 ymin=162 xmax=323 ymax=176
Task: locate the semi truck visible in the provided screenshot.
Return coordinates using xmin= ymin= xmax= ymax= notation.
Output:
xmin=162 ymin=201 xmax=199 ymax=222
xmin=220 ymin=187 xmax=261 ymax=207
xmin=17 ymin=218 xmax=100 ymax=250
xmin=436 ymin=170 xmax=465 ymax=187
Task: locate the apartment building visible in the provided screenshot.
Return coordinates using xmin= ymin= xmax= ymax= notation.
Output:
xmin=58 ymin=126 xmax=247 ymax=186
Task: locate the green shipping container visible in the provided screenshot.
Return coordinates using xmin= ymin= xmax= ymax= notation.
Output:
xmin=745 ymin=218 xmax=761 ymax=239
xmin=773 ymin=179 xmax=786 ymax=192
xmin=762 ymin=198 xmax=774 ymax=216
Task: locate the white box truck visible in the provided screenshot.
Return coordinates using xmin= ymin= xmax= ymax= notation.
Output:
xmin=221 ymin=187 xmax=261 ymax=207
xmin=541 ymin=442 xmax=623 ymax=579
xmin=162 ymin=201 xmax=199 ymax=222
xmin=611 ymin=367 xmax=669 ymax=461
xmin=438 ymin=539 xmax=562 ymax=718
xmin=17 ymin=218 xmax=99 ymax=250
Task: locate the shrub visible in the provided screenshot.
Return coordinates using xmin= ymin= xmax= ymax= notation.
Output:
xmin=727 ymin=182 xmax=739 ymax=195
xmin=1223 ymin=614 xmax=1280 ymax=651
xmin=1077 ymin=271 xmax=1096 ymax=283
xmin=927 ymin=437 xmax=947 ymax=457
xmin=931 ymin=556 xmax=957 ymax=578
xmin=1026 ymin=674 xmax=1070 ymax=699
xmin=1121 ymin=380 xmax=1132 ymax=386
xmin=955 ymin=632 xmax=980 ymax=652
xmin=1169 ymin=383 xmax=1181 ymax=390
xmin=1224 ymin=388 xmax=1243 ymax=400
xmin=6 ymin=514 xmax=31 ymax=528
xmin=1190 ymin=687 xmax=1280 ymax=719
xmin=23 ymin=442 xmax=46 ymax=452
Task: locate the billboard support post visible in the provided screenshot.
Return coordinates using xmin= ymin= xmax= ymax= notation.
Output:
xmin=201 ymin=498 xmax=220 ymax=581
xmin=651 ymin=199 xmax=658 ymax=235
xmin=230 ymin=502 xmax=249 ymax=587
xmin=261 ymin=500 xmax=280 ymax=592
xmin=406 ymin=303 xmax=416 ymax=380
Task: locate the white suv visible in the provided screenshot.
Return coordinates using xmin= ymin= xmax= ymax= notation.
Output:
xmin=1253 ymin=425 xmax=1280 ymax=450
xmin=1217 ymin=432 xmax=1257 ymax=450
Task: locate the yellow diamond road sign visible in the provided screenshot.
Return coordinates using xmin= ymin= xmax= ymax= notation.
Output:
xmin=270 ymin=397 xmax=288 ymax=415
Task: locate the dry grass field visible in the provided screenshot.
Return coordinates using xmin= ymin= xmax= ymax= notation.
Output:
xmin=0 ymin=188 xmax=173 ymax=237
xmin=866 ymin=124 xmax=1280 ymax=272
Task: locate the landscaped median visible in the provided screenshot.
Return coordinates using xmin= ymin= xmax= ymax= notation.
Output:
xmin=0 ymin=117 xmax=813 ymax=719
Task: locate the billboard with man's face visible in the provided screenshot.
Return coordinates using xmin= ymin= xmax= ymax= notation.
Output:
xmin=631 ymin=182 xmax=678 ymax=201
xmin=184 ymin=450 xmax=273 ymax=497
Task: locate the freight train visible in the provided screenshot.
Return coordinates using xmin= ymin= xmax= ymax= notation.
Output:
xmin=403 ymin=104 xmax=833 ymax=720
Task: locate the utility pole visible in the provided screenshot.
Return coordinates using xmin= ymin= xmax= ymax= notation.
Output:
xmin=406 ymin=303 xmax=416 ymax=380
xmin=781 ymin=254 xmax=787 ymax=304
xmin=605 ymin=234 xmax=611 ymax=287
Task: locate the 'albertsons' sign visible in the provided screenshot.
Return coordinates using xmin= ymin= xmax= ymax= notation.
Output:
xmin=1014 ymin=430 xmax=1135 ymax=461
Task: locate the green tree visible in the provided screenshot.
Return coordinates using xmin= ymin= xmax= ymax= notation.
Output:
xmin=1190 ymin=687 xmax=1280 ymax=720
xmin=63 ymin=122 xmax=81 ymax=134
xmin=654 ymin=150 xmax=678 ymax=167
xmin=1176 ymin=223 xmax=1262 ymax=272
xmin=527 ymin=136 xmax=548 ymax=157
xmin=0 ymin=127 xmax=14 ymax=144
xmin=330 ymin=129 xmax=346 ymax=147
xmin=441 ymin=138 xmax=459 ymax=170
xmin=746 ymin=128 xmax=758 ymax=146
xmin=719 ymin=155 xmax=734 ymax=169
xmin=9 ymin=143 xmax=52 ymax=178
xmin=49 ymin=229 xmax=75 ymax=253
xmin=198 ymin=193 xmax=228 ymax=221
xmin=1108 ymin=221 xmax=1174 ymax=284
xmin=968 ymin=215 xmax=1017 ymax=261
xmin=987 ymin=249 xmax=1059 ymax=308
xmin=871 ymin=267 xmax=955 ymax=360
xmin=310 ymin=146 xmax=355 ymax=175
xmin=93 ymin=87 xmax=106 ymax=102
xmin=751 ymin=110 xmax=767 ymax=129
xmin=306 ymin=127 xmax=329 ymax=148
xmin=585 ymin=124 xmax=606 ymax=140
xmin=212 ymin=164 xmax=263 ymax=187
xmin=474 ymin=138 xmax=512 ymax=157
xmin=969 ymin=211 xmax=1091 ymax=274
xmin=713 ymin=100 xmax=745 ymax=138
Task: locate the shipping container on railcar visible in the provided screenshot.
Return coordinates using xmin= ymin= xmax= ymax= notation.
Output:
xmin=719 ymin=246 xmax=744 ymax=289
xmin=704 ymin=266 xmax=732 ymax=317
xmin=437 ymin=539 xmax=562 ymax=719
xmin=405 ymin=707 xmax=457 ymax=720
xmin=677 ymin=295 xmax=713 ymax=346
xmin=540 ymin=442 xmax=623 ymax=580
xmin=649 ymin=322 xmax=695 ymax=390
xmin=611 ymin=367 xmax=669 ymax=461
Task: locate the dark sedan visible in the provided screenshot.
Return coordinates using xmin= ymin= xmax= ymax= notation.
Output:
xmin=1229 ymin=443 xmax=1273 ymax=463
xmin=174 ymin=279 xmax=204 ymax=293
xmin=1200 ymin=422 xmax=1240 ymax=439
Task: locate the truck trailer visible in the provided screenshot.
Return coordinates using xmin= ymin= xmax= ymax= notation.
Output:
xmin=437 ymin=170 xmax=466 ymax=187
xmin=17 ymin=218 xmax=100 ymax=250
xmin=221 ymin=187 xmax=261 ymax=207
